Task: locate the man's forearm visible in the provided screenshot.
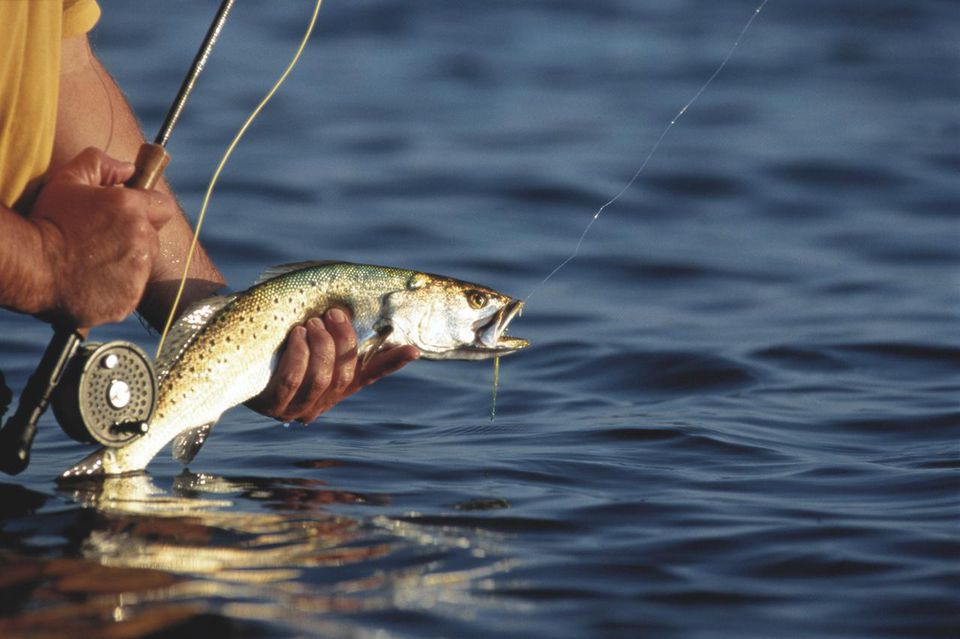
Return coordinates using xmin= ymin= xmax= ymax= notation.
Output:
xmin=0 ymin=207 xmax=54 ymax=316
xmin=55 ymin=36 xmax=226 ymax=329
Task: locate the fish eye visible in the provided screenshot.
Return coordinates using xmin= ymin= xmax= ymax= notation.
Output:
xmin=466 ymin=290 xmax=488 ymax=309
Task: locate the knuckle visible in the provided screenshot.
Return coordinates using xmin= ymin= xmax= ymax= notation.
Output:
xmin=277 ymin=374 xmax=301 ymax=398
xmin=131 ymin=219 xmax=153 ymax=242
xmin=316 ymin=348 xmax=336 ymax=373
xmin=332 ymin=370 xmax=353 ymax=393
xmin=310 ymin=338 xmax=336 ymax=371
xmin=338 ymin=336 xmax=358 ymax=357
xmin=311 ymin=367 xmax=334 ymax=394
xmin=155 ymin=191 xmax=176 ymax=212
xmin=77 ymin=146 xmax=101 ymax=164
xmin=123 ymin=245 xmax=150 ymax=268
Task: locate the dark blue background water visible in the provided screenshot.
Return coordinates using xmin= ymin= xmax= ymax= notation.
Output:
xmin=1 ymin=1 xmax=957 ymax=637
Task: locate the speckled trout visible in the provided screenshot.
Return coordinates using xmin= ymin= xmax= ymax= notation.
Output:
xmin=60 ymin=261 xmax=527 ymax=478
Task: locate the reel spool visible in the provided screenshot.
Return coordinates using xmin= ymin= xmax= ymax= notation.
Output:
xmin=51 ymin=341 xmax=156 ymax=447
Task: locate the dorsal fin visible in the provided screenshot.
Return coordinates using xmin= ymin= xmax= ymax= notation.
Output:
xmin=155 ymin=294 xmax=235 ymax=380
xmin=172 ymin=421 xmax=218 ymax=464
xmin=253 ymin=260 xmax=342 ymax=285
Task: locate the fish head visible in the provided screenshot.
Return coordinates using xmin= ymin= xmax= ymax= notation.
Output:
xmin=382 ymin=272 xmax=528 ymax=360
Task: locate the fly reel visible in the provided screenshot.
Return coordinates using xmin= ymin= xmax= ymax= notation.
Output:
xmin=51 ymin=341 xmax=156 ymax=447
xmin=0 ymin=329 xmax=159 ymax=475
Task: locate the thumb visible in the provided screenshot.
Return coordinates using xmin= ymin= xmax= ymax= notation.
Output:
xmin=52 ymin=147 xmax=135 ymax=187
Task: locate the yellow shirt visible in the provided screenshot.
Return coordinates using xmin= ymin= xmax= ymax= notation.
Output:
xmin=0 ymin=0 xmax=101 ymax=211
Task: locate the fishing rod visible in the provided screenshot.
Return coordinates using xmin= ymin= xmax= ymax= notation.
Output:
xmin=0 ymin=0 xmax=236 ymax=475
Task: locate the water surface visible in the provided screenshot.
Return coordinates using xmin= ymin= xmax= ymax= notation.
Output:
xmin=1 ymin=1 xmax=957 ymax=637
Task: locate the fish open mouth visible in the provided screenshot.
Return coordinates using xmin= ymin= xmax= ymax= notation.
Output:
xmin=472 ymin=298 xmax=528 ymax=357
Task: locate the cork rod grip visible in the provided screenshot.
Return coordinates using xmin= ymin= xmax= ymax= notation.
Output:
xmin=126 ymin=143 xmax=171 ymax=191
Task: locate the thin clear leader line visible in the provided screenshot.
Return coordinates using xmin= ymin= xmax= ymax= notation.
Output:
xmin=156 ymin=0 xmax=325 ymax=358
xmin=524 ymin=0 xmax=770 ymax=302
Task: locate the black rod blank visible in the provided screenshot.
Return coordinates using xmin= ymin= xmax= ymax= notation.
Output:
xmin=154 ymin=0 xmax=236 ymax=147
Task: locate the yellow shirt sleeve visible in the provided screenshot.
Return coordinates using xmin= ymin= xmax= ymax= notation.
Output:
xmin=63 ymin=0 xmax=101 ymax=37
xmin=0 ymin=1 xmax=101 ymax=210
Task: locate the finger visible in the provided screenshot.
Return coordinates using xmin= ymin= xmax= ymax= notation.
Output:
xmin=100 ymin=155 xmax=137 ymax=186
xmin=323 ymin=308 xmax=358 ymax=397
xmin=56 ymin=147 xmax=135 ymax=187
xmin=263 ymin=325 xmax=310 ymax=418
xmin=285 ymin=317 xmax=335 ymax=420
xmin=356 ymin=345 xmax=420 ymax=388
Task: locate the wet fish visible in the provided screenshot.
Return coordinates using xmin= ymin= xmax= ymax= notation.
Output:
xmin=60 ymin=261 xmax=527 ymax=478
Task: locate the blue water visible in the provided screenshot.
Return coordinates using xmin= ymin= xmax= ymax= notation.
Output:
xmin=1 ymin=1 xmax=958 ymax=637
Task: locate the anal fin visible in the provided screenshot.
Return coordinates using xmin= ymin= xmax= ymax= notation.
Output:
xmin=172 ymin=422 xmax=218 ymax=465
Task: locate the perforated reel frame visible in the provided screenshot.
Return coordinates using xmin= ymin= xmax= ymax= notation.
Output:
xmin=52 ymin=341 xmax=157 ymax=447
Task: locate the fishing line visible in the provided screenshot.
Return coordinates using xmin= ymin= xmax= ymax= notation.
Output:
xmin=522 ymin=0 xmax=770 ymax=303
xmin=155 ymin=0 xmax=324 ymax=358
xmin=490 ymin=356 xmax=500 ymax=420
xmin=490 ymin=1 xmax=769 ymax=419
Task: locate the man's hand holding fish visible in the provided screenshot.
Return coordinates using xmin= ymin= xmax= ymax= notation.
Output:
xmin=247 ymin=307 xmax=420 ymax=424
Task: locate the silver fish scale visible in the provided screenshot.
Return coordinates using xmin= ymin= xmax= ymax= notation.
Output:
xmin=156 ymin=262 xmax=413 ymax=425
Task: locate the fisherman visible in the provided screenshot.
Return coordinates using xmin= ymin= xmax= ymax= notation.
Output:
xmin=0 ymin=1 xmax=418 ymax=426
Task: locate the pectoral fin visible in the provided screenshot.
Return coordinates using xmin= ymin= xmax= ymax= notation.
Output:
xmin=361 ymin=325 xmax=393 ymax=369
xmin=156 ymin=294 xmax=235 ymax=382
xmin=172 ymin=421 xmax=218 ymax=465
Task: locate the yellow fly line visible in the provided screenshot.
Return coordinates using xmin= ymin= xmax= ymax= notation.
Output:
xmin=155 ymin=0 xmax=324 ymax=358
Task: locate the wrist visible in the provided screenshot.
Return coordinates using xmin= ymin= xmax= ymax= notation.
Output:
xmin=25 ymin=218 xmax=65 ymax=317
xmin=0 ymin=209 xmax=61 ymax=316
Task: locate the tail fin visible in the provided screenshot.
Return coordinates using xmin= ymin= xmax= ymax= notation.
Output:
xmin=58 ymin=448 xmax=107 ymax=481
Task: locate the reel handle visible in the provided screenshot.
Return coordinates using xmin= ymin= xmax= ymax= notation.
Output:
xmin=0 ymin=328 xmax=81 ymax=475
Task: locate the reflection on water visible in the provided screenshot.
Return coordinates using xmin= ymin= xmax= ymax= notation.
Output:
xmin=0 ymin=473 xmax=518 ymax=638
